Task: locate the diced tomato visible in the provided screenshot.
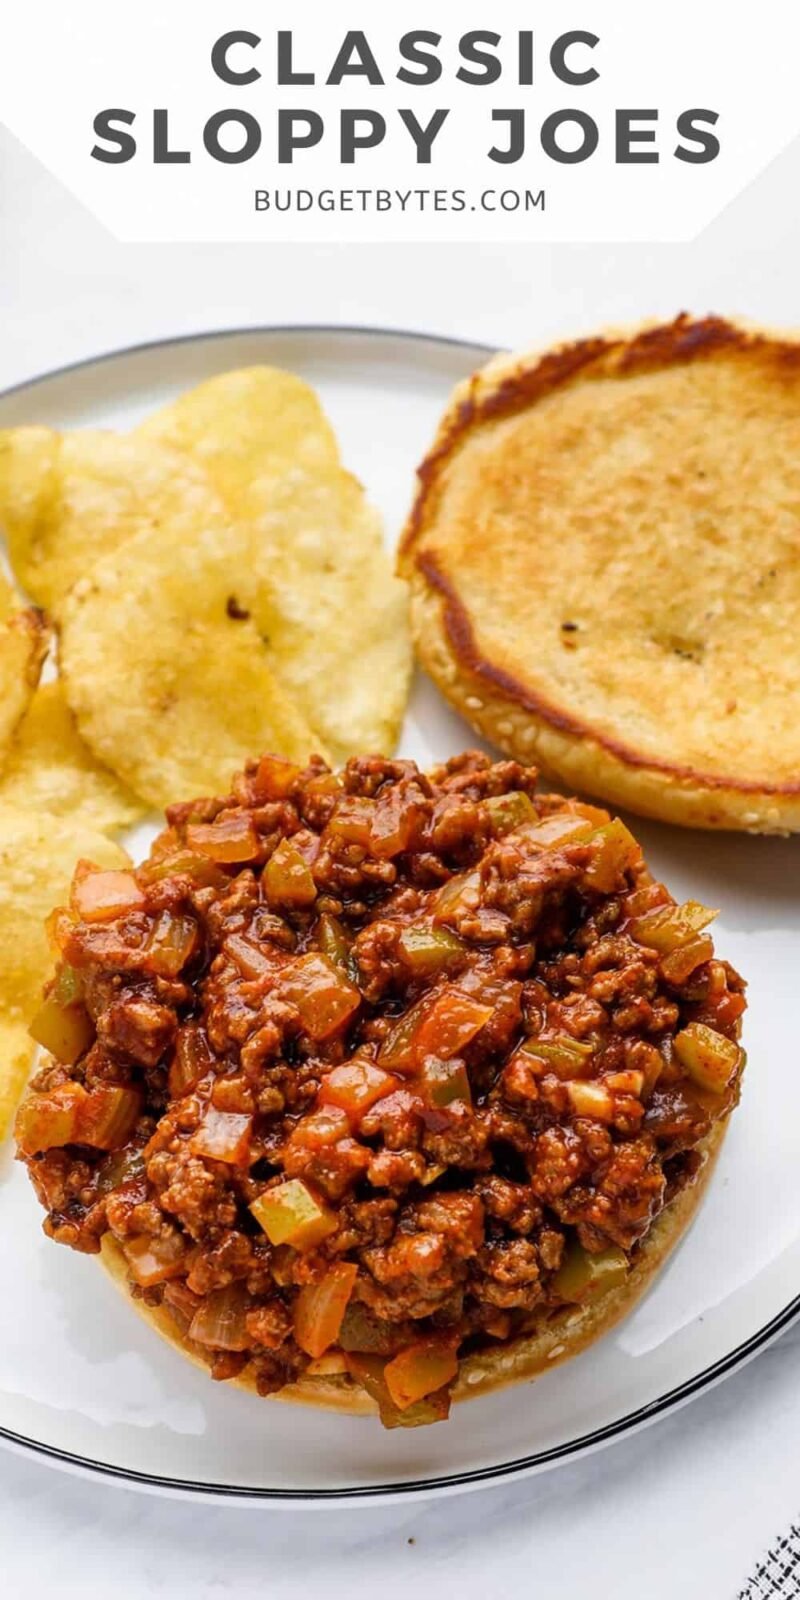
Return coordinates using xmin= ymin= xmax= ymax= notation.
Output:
xmin=72 ymin=866 xmax=146 ymax=923
xmin=293 ymin=1262 xmax=358 ymax=1358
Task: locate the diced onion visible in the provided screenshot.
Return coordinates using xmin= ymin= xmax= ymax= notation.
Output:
xmin=318 ymin=1059 xmax=399 ymax=1120
xmin=72 ymin=867 xmax=146 ymax=923
xmin=190 ymin=1108 xmax=252 ymax=1166
xmin=254 ymin=755 xmax=302 ymax=800
xmin=147 ymin=910 xmax=198 ymax=976
xmin=413 ymin=991 xmax=493 ymax=1063
xmin=293 ymin=1262 xmax=358 ymax=1358
xmin=169 ymin=1025 xmax=215 ymax=1097
xmin=224 ymin=933 xmax=274 ymax=980
xmin=420 ymin=1057 xmax=472 ymax=1109
xmin=432 ymin=870 xmax=480 ymax=926
xmin=383 ymin=1338 xmax=459 ymax=1410
xmin=327 ymin=797 xmax=375 ymax=847
xmin=564 ymin=1080 xmax=615 ymax=1121
xmin=281 ymin=954 xmax=361 ymax=1041
xmin=123 ymin=1230 xmax=188 ymax=1288
xmin=78 ymin=1084 xmax=142 ymax=1149
xmin=189 ymin=1284 xmax=252 ymax=1351
xmin=264 ymin=839 xmax=317 ymax=907
xmin=186 ymin=811 xmax=259 ymax=864
xmin=15 ymin=1083 xmax=84 ymax=1155
xmin=584 ymin=819 xmax=640 ymax=892
xmin=29 ymin=997 xmax=94 ymax=1064
xmin=518 ymin=814 xmax=594 ymax=850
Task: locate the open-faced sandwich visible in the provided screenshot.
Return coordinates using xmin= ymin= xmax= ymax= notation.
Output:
xmin=15 ymin=750 xmax=746 ymax=1427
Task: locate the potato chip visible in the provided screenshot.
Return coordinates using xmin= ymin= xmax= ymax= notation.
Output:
xmin=59 ymin=521 xmax=323 ymax=810
xmin=137 ymin=366 xmax=341 ymax=507
xmin=0 ymin=1013 xmax=34 ymax=1143
xmin=0 ymin=805 xmax=129 ymax=1017
xmin=0 ymin=681 xmax=144 ymax=834
xmin=0 ymin=568 xmax=20 ymax=622
xmin=231 ymin=469 xmax=411 ymax=763
xmin=139 ymin=369 xmax=411 ymax=761
xmin=0 ymin=606 xmax=49 ymax=763
xmin=0 ymin=806 xmax=129 ymax=1138
xmin=0 ymin=427 xmax=231 ymax=611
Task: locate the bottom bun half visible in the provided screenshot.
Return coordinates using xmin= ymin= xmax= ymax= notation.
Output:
xmin=100 ymin=1121 xmax=725 ymax=1417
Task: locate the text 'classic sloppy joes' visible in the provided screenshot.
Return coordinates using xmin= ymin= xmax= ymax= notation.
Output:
xmin=16 ymin=752 xmax=746 ymax=1426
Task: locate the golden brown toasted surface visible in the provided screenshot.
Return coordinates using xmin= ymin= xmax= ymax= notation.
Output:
xmin=401 ymin=317 xmax=800 ymax=832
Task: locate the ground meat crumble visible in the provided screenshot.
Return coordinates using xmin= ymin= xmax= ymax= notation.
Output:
xmin=16 ymin=751 xmax=746 ymax=1425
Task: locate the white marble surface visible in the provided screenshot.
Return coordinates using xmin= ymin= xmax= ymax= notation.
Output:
xmin=2 ymin=121 xmax=799 ymax=1597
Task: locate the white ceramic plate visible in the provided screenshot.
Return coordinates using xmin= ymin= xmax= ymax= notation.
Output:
xmin=0 ymin=325 xmax=798 ymax=1506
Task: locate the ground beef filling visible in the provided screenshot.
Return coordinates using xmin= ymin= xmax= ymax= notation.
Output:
xmin=17 ymin=752 xmax=746 ymax=1425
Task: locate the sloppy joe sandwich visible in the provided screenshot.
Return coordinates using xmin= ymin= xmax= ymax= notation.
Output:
xmin=15 ymin=750 xmax=746 ymax=1426
xmin=400 ymin=315 xmax=800 ymax=833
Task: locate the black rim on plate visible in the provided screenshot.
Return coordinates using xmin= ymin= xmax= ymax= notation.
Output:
xmin=0 ymin=321 xmax=794 ymax=1502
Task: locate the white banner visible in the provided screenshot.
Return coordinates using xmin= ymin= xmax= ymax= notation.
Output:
xmin=0 ymin=1 xmax=798 ymax=243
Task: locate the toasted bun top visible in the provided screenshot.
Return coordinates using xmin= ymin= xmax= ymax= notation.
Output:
xmin=401 ymin=317 xmax=800 ymax=815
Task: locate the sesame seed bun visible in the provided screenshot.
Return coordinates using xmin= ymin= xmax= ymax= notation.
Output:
xmin=399 ymin=316 xmax=800 ymax=833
